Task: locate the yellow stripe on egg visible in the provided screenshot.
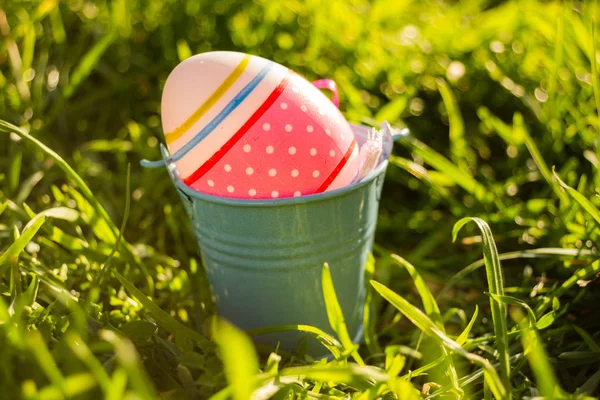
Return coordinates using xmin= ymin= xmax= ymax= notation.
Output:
xmin=164 ymin=54 xmax=251 ymax=145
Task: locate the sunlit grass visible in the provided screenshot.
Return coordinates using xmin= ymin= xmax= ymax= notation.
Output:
xmin=1 ymin=0 xmax=600 ymax=398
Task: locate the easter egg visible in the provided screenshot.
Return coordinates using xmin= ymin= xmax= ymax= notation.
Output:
xmin=160 ymin=51 xmax=359 ymax=199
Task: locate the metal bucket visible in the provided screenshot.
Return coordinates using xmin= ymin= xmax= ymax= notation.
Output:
xmin=142 ymin=124 xmax=396 ymax=355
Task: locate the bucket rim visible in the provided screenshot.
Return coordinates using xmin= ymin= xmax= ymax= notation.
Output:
xmin=172 ymin=160 xmax=388 ymax=207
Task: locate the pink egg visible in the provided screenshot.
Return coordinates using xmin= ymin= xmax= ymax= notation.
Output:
xmin=160 ymin=51 xmax=359 ymax=199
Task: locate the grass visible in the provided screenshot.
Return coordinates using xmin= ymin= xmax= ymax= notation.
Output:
xmin=1 ymin=0 xmax=600 ymax=398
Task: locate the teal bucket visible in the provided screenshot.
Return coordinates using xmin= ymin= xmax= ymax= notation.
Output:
xmin=143 ymin=124 xmax=403 ymax=356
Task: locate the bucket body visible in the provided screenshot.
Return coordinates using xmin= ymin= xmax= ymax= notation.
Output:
xmin=158 ymin=125 xmax=389 ymax=355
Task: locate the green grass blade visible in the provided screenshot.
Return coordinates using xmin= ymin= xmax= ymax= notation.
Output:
xmin=26 ymin=331 xmax=66 ymax=394
xmin=453 ymin=217 xmax=510 ymax=392
xmin=322 ymin=263 xmax=364 ymax=365
xmin=456 ymin=306 xmax=479 ymax=346
xmin=363 ymin=253 xmax=382 ymax=356
xmin=477 ymin=107 xmax=524 ymax=146
xmin=437 ymin=78 xmax=469 ymax=170
xmin=106 ymin=369 xmax=127 ymax=400
xmin=20 ymin=275 xmax=39 ymax=308
xmin=402 ymin=355 xmax=445 ymax=378
xmin=0 ymin=215 xmax=47 ymax=278
xmin=439 ymin=247 xmax=594 ymax=300
xmin=579 ymin=369 xmax=600 ymax=395
xmin=487 ymin=293 xmax=536 ymax=328
xmin=390 ymin=254 xmax=462 ymax=397
xmin=391 ymin=254 xmax=444 ymax=330
xmin=113 ymin=271 xmax=211 ymax=347
xmin=62 ymin=30 xmax=117 ymax=99
xmin=36 ymin=373 xmax=97 ymax=399
xmin=279 ymin=364 xmax=388 ymax=390
xmin=247 ymin=324 xmax=342 ymax=358
xmin=48 ymin=6 xmax=66 ymax=43
xmin=534 ymin=260 xmax=600 ymax=316
xmin=0 ymin=120 xmax=151 ymax=289
xmin=65 ymin=333 xmax=111 ymax=393
xmin=212 ymin=318 xmax=260 ymax=400
xmin=553 ymin=167 xmax=600 ymax=226
xmin=397 ymin=136 xmax=492 ymax=204
xmin=572 ymin=326 xmax=600 ymax=352
xmin=374 ymin=95 xmax=408 ymax=123
xmin=514 ymin=311 xmax=565 ymax=399
xmin=515 ymin=114 xmax=570 ymax=206
xmin=1 ymin=205 xmax=86 ymax=277
xmin=389 ymin=378 xmax=420 ymax=399
xmin=388 ymin=155 xmax=463 ymax=211
xmin=552 ymin=260 xmax=600 ymax=300
xmin=24 ymin=205 xmax=79 ymax=221
xmin=547 ymin=3 xmax=564 ymax=135
xmin=90 ymin=164 xmax=131 ymax=289
xmin=370 ymin=280 xmax=507 ymax=400
xmin=591 ymin=17 xmax=600 ymax=137
xmin=9 ymin=147 xmax=22 ymax=194
xmin=99 ymin=330 xmax=155 ymax=400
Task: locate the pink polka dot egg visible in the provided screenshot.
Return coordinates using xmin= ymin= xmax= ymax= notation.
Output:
xmin=160 ymin=51 xmax=359 ymax=199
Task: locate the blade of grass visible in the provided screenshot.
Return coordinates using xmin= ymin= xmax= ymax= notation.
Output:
xmin=553 ymin=167 xmax=600 ymax=226
xmin=514 ymin=113 xmax=570 ymax=206
xmin=0 ymin=206 xmax=83 ymax=277
xmin=247 ymin=324 xmax=342 ymax=359
xmin=452 ymin=218 xmax=510 ymax=394
xmin=477 ymin=107 xmax=523 ymax=146
xmin=212 ymin=318 xmax=260 ymax=400
xmin=439 ymin=247 xmax=594 ymax=300
xmin=280 ymin=364 xmax=388 ymax=391
xmin=37 ymin=373 xmax=97 ymax=399
xmin=579 ymin=369 xmax=600 ymax=395
xmin=48 ymin=5 xmax=65 ymax=43
xmin=572 ymin=326 xmax=600 ymax=352
xmin=90 ymin=163 xmax=130 ymax=289
xmin=391 ymin=254 xmax=443 ymax=329
xmin=513 ymin=309 xmax=566 ymax=399
xmin=0 ymin=215 xmax=46 ymax=278
xmin=106 ymin=369 xmax=127 ymax=400
xmin=428 ymin=354 xmax=526 ymax=399
xmin=437 ymin=78 xmax=469 ymax=171
xmin=547 ymin=3 xmax=564 ymax=139
xmin=374 ymin=95 xmax=408 ymax=123
xmin=99 ymin=330 xmax=155 ymax=400
xmin=537 ymin=260 xmax=600 ymax=315
xmin=26 ymin=331 xmax=66 ymax=395
xmin=456 ymin=306 xmax=479 ymax=346
xmin=0 ymin=120 xmax=152 ymax=291
xmin=397 ymin=136 xmax=492 ymax=204
xmin=63 ymin=30 xmax=117 ymax=99
xmin=591 ymin=17 xmax=600 ymax=138
xmin=9 ymin=146 xmax=22 ymax=194
xmin=403 ymin=355 xmax=445 ymax=378
xmin=390 ymin=254 xmax=462 ymax=397
xmin=65 ymin=332 xmax=111 ymax=393
xmin=370 ymin=280 xmax=507 ymax=400
xmin=322 ymin=263 xmax=364 ymax=365
xmin=363 ymin=253 xmax=382 ymax=356
xmin=388 ymin=156 xmax=463 ymax=211
xmin=113 ymin=271 xmax=211 ymax=347
xmin=487 ymin=293 xmax=536 ymax=328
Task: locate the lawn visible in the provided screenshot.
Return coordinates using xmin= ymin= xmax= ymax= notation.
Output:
xmin=1 ymin=0 xmax=600 ymax=398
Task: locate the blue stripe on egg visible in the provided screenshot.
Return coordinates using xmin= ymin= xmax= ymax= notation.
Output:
xmin=171 ymin=61 xmax=274 ymax=161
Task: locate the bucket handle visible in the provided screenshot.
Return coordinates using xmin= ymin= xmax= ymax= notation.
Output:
xmin=312 ymin=79 xmax=339 ymax=108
